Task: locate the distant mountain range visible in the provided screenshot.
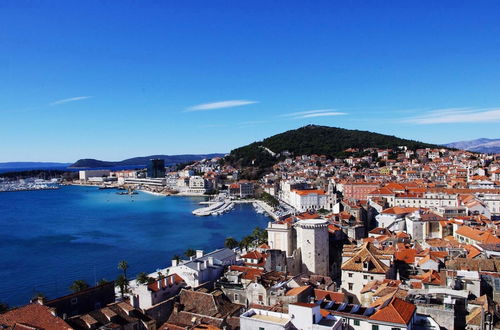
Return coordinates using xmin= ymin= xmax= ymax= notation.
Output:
xmin=227 ymin=125 xmax=440 ymax=169
xmin=445 ymin=138 xmax=500 ymax=154
xmin=69 ymin=154 xmax=225 ymax=168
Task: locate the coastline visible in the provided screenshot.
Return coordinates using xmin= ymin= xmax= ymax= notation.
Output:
xmin=68 ymin=182 xmax=280 ymax=220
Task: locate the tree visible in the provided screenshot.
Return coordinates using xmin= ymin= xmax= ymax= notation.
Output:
xmin=118 ymin=260 xmax=129 ymax=279
xmin=239 ymin=235 xmax=254 ymax=249
xmin=96 ymin=278 xmax=109 ymax=286
xmin=136 ymin=272 xmax=150 ymax=285
xmin=184 ymin=249 xmax=196 ymax=258
xmin=70 ymin=280 xmax=89 ymax=293
xmin=115 ymin=274 xmax=128 ymax=298
xmin=224 ymin=237 xmax=239 ymax=249
xmin=251 ymin=227 xmax=267 ymax=244
xmin=172 ymin=255 xmax=181 ymax=263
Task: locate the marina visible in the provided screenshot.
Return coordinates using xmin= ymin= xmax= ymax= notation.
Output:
xmin=0 ymin=179 xmax=59 ymax=192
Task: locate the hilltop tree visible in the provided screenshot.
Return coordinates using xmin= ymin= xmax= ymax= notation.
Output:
xmin=118 ymin=260 xmax=129 ymax=279
xmin=224 ymin=237 xmax=239 ymax=249
xmin=70 ymin=280 xmax=89 ymax=293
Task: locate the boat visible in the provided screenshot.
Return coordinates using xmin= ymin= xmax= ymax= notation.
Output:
xmin=98 ymin=186 xmax=115 ymax=190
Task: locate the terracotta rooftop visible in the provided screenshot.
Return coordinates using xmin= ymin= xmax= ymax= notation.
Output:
xmin=369 ymin=297 xmax=416 ymax=325
xmin=0 ymin=304 xmax=72 ymax=330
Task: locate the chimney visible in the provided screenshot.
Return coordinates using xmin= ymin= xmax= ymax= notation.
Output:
xmin=208 ymin=257 xmax=214 ymax=266
xmin=196 ymin=261 xmax=201 ymax=271
xmin=196 ymin=250 xmax=204 ymax=258
xmin=203 ymin=260 xmax=208 ymax=269
xmin=158 ymin=279 xmax=162 ymax=290
xmin=173 ymin=302 xmax=181 ymax=314
xmin=172 ymin=259 xmax=178 ymax=267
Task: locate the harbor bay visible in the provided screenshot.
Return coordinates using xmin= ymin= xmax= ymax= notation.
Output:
xmin=0 ymin=185 xmax=270 ymax=306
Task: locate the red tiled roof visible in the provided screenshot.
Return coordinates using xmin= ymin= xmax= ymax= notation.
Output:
xmin=285 ymin=285 xmax=311 ymax=296
xmin=0 ymin=304 xmax=72 ymax=330
xmin=395 ymin=249 xmax=417 ymax=264
xmin=228 ymin=265 xmax=264 ymax=280
xmin=381 ymin=207 xmax=418 ymax=215
xmin=148 ymin=274 xmax=184 ymax=292
xmin=369 ymin=297 xmax=416 ymax=325
xmin=314 ymin=289 xmax=346 ymax=302
xmin=292 ymin=189 xmax=326 ymax=196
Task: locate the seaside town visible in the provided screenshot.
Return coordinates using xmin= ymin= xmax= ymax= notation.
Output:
xmin=2 ymin=146 xmax=500 ymax=330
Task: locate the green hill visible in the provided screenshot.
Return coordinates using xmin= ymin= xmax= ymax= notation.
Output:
xmin=70 ymin=154 xmax=225 ymax=168
xmin=227 ymin=125 xmax=439 ymax=169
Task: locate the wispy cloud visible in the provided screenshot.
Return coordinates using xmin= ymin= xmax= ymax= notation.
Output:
xmin=185 ymin=100 xmax=258 ymax=112
xmin=49 ymin=96 xmax=93 ymax=106
xmin=279 ymin=109 xmax=347 ymax=119
xmin=403 ymin=107 xmax=500 ymax=124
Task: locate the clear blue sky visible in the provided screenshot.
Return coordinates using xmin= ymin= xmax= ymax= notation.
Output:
xmin=1 ymin=0 xmax=500 ymax=162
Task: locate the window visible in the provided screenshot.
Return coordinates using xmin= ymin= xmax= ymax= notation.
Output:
xmin=363 ymin=275 xmax=368 ymax=280
xmin=348 ymin=273 xmax=353 ymax=277
xmin=372 ymin=326 xmax=379 ymax=330
xmin=348 ymin=283 xmax=353 ymax=290
xmin=354 ymin=319 xmax=360 ymax=326
xmin=71 ymin=298 xmax=78 ymax=305
xmin=259 ymin=328 xmax=265 ymax=330
xmin=234 ymin=294 xmax=239 ymax=301
xmin=258 ymin=294 xmax=263 ymax=302
xmin=391 ymin=328 xmax=401 ymax=330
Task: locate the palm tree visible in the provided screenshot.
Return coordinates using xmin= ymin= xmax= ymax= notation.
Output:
xmin=115 ymin=274 xmax=128 ymax=298
xmin=184 ymin=248 xmax=196 ymax=258
xmin=97 ymin=278 xmax=109 ymax=286
xmin=70 ymin=280 xmax=89 ymax=293
xmin=136 ymin=272 xmax=149 ymax=285
xmin=118 ymin=260 xmax=129 ymax=279
xmin=224 ymin=237 xmax=239 ymax=249
xmin=239 ymin=235 xmax=253 ymax=249
xmin=252 ymin=227 xmax=267 ymax=244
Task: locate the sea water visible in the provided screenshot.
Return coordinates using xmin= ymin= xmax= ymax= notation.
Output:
xmin=0 ymin=185 xmax=269 ymax=306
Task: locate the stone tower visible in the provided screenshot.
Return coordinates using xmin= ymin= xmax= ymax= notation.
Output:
xmin=295 ymin=219 xmax=329 ymax=276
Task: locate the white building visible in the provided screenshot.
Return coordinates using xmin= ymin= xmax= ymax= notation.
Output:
xmin=79 ymin=169 xmax=111 ymax=181
xmin=267 ymin=222 xmax=294 ymax=257
xmin=187 ymin=175 xmax=211 ymax=194
xmin=165 ymin=248 xmax=237 ymax=288
xmin=341 ymin=243 xmax=392 ymax=304
xmin=130 ymin=274 xmax=186 ymax=310
xmin=289 ymin=189 xmax=327 ymax=212
xmin=240 ymin=303 xmax=342 ymax=330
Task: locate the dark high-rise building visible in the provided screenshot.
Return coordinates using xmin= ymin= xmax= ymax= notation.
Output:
xmin=147 ymin=159 xmax=166 ymax=178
